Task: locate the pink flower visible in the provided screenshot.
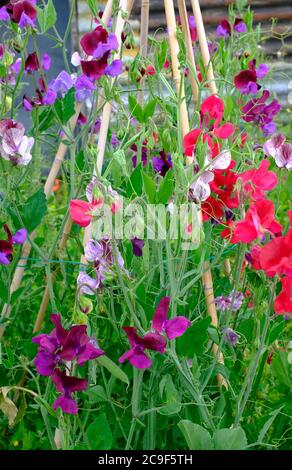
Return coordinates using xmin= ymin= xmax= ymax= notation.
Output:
xmin=274 ymin=277 xmax=292 ymax=315
xmin=152 ymin=296 xmax=191 ymax=340
xmin=119 ymin=326 xmax=166 ymax=369
xmin=69 ymin=200 xmax=98 ymax=227
xmin=264 ymin=133 xmax=292 ymax=170
xmin=239 ymin=160 xmax=278 ymax=200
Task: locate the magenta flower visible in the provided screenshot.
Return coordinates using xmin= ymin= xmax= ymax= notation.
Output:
xmin=0 ymin=6 xmax=10 ymax=21
xmin=41 ymin=53 xmax=51 ymax=71
xmin=151 ymin=296 xmax=191 ymax=340
xmin=24 ymin=51 xmax=39 ymax=73
xmin=81 ymin=53 xmax=110 ymax=80
xmin=216 ymin=19 xmax=231 ymax=38
xmin=0 ymin=118 xmax=34 ymax=166
xmin=11 ymin=0 xmax=37 ymax=29
xmin=264 ymin=133 xmax=292 ymax=170
xmin=119 ymin=326 xmax=167 ymax=369
xmin=52 ymin=369 xmax=87 ymax=415
xmin=0 ymin=224 xmax=27 ymax=265
xmin=234 ymin=61 xmax=259 ymax=95
xmin=233 ymin=17 xmax=247 ymax=33
xmin=33 ymin=313 xmax=104 ymax=376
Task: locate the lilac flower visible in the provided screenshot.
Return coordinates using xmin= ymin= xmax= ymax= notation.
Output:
xmin=74 ymin=74 xmax=96 ymax=101
xmin=263 ymin=133 xmax=292 ymax=170
xmin=12 ymin=228 xmax=27 ymax=244
xmin=41 ymin=53 xmax=51 ymax=71
xmin=52 ymin=369 xmax=87 ymax=415
xmin=77 ymin=272 xmax=103 ymax=295
xmin=93 ymin=32 xmax=119 ymax=59
xmin=43 ymin=88 xmax=57 ymax=106
xmin=189 ymin=171 xmax=214 ymax=202
xmin=110 ymin=133 xmax=120 ymax=147
xmin=215 ymin=291 xmax=244 ymax=312
xmin=0 ymin=6 xmax=10 ymax=22
xmin=152 ymin=296 xmax=191 ymax=340
xmin=105 ymin=59 xmax=123 ymax=77
xmin=0 ymin=118 xmax=34 ymax=166
xmin=44 ymin=71 xmax=74 ymax=105
xmin=131 ymin=238 xmax=144 ymax=257
xmin=119 ymin=326 xmax=167 ymax=369
xmin=152 ymin=150 xmax=172 ymax=176
xmin=224 ymin=328 xmax=240 ymax=346
xmin=84 ymin=239 xmax=104 ymax=262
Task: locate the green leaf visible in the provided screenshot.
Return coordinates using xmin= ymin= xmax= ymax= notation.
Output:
xmin=129 ymin=95 xmax=144 ymax=123
xmin=76 ymin=150 xmax=85 ymax=172
xmin=54 ymin=88 xmax=76 ymax=125
xmin=126 ymin=163 xmax=143 ymax=198
xmin=0 ymin=277 xmax=8 ymax=303
xmin=85 ymin=385 xmax=107 ymax=404
xmin=97 ymin=355 xmax=129 ymax=385
xmin=154 ymin=38 xmax=168 ymax=71
xmin=178 ymin=421 xmax=213 ymax=450
xmin=257 ymin=407 xmax=283 ymax=443
xmin=87 ymin=0 xmax=99 ymax=16
xmin=36 ymin=0 xmax=57 ymax=33
xmin=7 ymin=189 xmax=47 ymax=233
xmin=213 ymin=427 xmax=248 ymax=450
xmin=270 ymin=350 xmax=290 ymax=388
xmin=157 ymin=170 xmax=174 ymax=204
xmin=177 ymin=317 xmax=211 ymax=358
xmin=159 ymin=374 xmax=181 ymax=415
xmin=267 ymin=316 xmax=285 ymax=345
xmin=86 ymin=413 xmax=113 ymax=450
xmin=143 ymin=98 xmax=157 ymax=122
xmin=142 ymin=172 xmax=156 ymax=203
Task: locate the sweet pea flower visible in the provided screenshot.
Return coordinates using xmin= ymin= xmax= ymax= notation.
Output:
xmin=41 ymin=53 xmax=51 ymax=71
xmin=233 ymin=17 xmax=247 ymax=33
xmin=215 ymin=292 xmax=244 ymax=312
xmin=44 ymin=71 xmax=74 ymax=105
xmin=0 ymin=6 xmax=10 ymax=21
xmin=216 ymin=19 xmax=231 ymax=38
xmin=119 ymin=326 xmax=167 ymax=369
xmin=131 ymin=238 xmax=145 ymax=257
xmin=52 ymin=369 xmax=87 ymax=415
xmin=274 ymin=277 xmax=292 ymax=315
xmin=151 ymin=296 xmax=191 ymax=340
xmin=11 ymin=0 xmax=37 ymax=29
xmin=264 ymin=134 xmax=292 ymax=170
xmin=0 ymin=224 xmax=27 ymax=265
xmin=239 ymin=159 xmax=278 ymax=200
xmin=152 ymin=150 xmax=172 ymax=176
xmin=24 ymin=51 xmax=39 ymax=73
xmin=241 ymin=90 xmax=281 ymax=136
xmin=0 ymin=118 xmax=34 ymax=166
xmin=74 ymin=74 xmax=96 ymax=101
xmin=224 ymin=328 xmax=240 ymax=346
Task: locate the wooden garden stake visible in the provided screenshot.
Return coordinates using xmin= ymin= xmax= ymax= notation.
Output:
xmin=165 ymin=0 xmax=227 ymax=388
xmin=190 ymin=0 xmax=217 ymax=96
xmin=177 ymin=0 xmax=199 ymax=105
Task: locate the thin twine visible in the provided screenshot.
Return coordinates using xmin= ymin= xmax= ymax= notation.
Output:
xmin=16 ymin=245 xmax=238 ymax=269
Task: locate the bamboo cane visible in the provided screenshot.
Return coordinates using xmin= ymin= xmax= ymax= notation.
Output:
xmin=190 ymin=0 xmax=217 ymax=96
xmin=177 ymin=0 xmax=199 ymax=105
xmin=164 ymin=0 xmax=227 ymax=388
xmin=33 ymin=1 xmax=115 ymax=329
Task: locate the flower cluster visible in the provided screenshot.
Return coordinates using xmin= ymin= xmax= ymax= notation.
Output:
xmin=33 ymin=313 xmax=104 ymax=414
xmin=234 ymin=59 xmax=269 ymax=95
xmin=0 ymin=118 xmax=34 ymax=166
xmin=119 ymin=296 xmax=191 ymax=369
xmin=215 ymin=291 xmax=244 ymax=312
xmin=216 ymin=17 xmax=247 ymax=38
xmin=0 ymin=0 xmax=37 ymax=29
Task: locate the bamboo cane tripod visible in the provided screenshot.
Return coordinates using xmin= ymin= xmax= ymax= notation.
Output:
xmin=1 ymin=0 xmax=228 ymax=388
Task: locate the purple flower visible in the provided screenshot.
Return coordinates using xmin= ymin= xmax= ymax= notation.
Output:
xmin=24 ymin=52 xmax=39 ymax=73
xmin=131 ymin=238 xmax=144 ymax=257
xmin=0 ymin=224 xmax=27 ymax=265
xmin=84 ymin=239 xmax=104 ymax=262
xmin=215 ymin=291 xmax=244 ymax=312
xmin=131 ymin=143 xmax=148 ymax=168
xmin=224 ymin=328 xmax=240 ymax=346
xmin=74 ymin=74 xmax=96 ymax=101
xmin=110 ymin=133 xmax=120 ymax=147
xmin=52 ymin=369 xmax=87 ymax=415
xmin=0 ymin=6 xmax=10 ymax=22
xmin=241 ymin=90 xmax=281 ymax=136
xmin=256 ymin=63 xmax=269 ymax=79
xmin=49 ymin=70 xmax=74 ymax=96
xmin=77 ymin=272 xmax=102 ymax=295
xmin=216 ymin=19 xmax=231 ymax=38
xmin=233 ymin=17 xmax=247 ymax=33
xmin=0 ymin=118 xmax=34 ymax=166
xmin=41 ymin=53 xmax=51 ymax=71
xmin=152 ymin=296 xmax=191 ymax=340
xmin=12 ymin=1 xmax=37 ymax=29
xmin=60 ymin=325 xmax=104 ymax=366
xmin=105 ymin=59 xmax=123 ymax=77
xmin=234 ymin=62 xmax=259 ymax=95
xmin=119 ymin=326 xmax=166 ymax=369
xmin=43 ymin=88 xmax=57 ymax=106
xmin=264 ymin=133 xmax=292 ymax=170
xmin=152 ymin=150 xmax=172 ymax=176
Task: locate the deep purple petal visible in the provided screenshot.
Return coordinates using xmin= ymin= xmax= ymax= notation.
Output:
xmin=152 ymin=296 xmax=170 ymax=333
xmin=129 ymin=350 xmax=152 ymax=369
xmin=52 ymin=395 xmax=78 ymax=414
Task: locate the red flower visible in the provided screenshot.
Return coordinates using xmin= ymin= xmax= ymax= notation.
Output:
xmin=259 ymin=211 xmax=292 ymax=278
xmin=81 ymin=52 xmax=110 ymax=80
xmin=239 ymin=160 xmax=278 ymax=201
xmin=231 ymin=199 xmax=282 ymax=244
xmin=11 ymin=1 xmax=37 ymax=24
xmin=24 ymin=51 xmax=39 ymax=73
xmin=80 ymin=25 xmax=108 ymax=56
xmin=274 ymin=277 xmax=292 ymax=315
xmin=183 ymin=96 xmax=234 ymax=158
